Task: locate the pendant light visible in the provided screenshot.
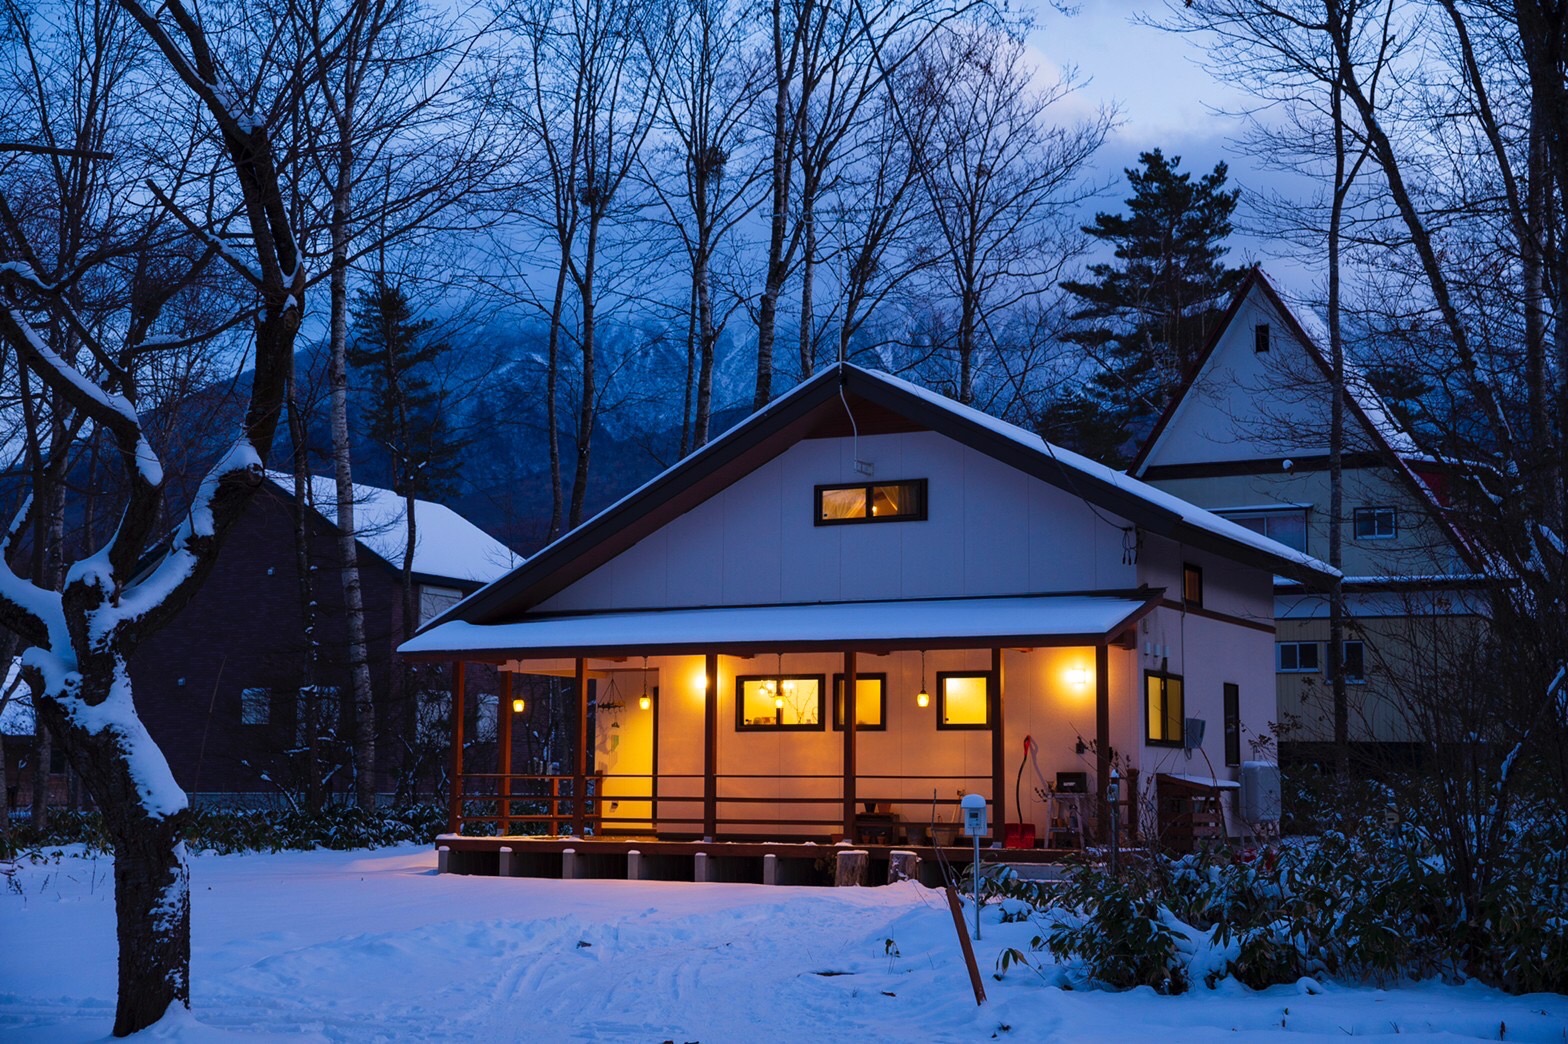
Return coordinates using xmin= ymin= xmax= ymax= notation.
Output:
xmin=638 ymin=657 xmax=652 ymax=711
xmin=916 ymin=650 xmax=930 ymax=708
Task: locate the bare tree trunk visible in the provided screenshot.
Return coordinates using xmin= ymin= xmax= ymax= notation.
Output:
xmin=286 ymin=377 xmax=324 ymax=814
xmin=681 ymin=277 xmax=696 ymax=457
xmin=546 ymin=258 xmax=568 ymax=539
xmin=695 ymin=248 xmax=717 ymax=448
xmin=568 ymin=216 xmax=600 ymax=528
xmin=1328 ymin=77 xmax=1350 ymax=781
xmin=327 ymin=155 xmax=378 ymax=809
xmin=754 ymin=0 xmax=793 ymax=410
xmin=799 ymin=198 xmax=816 ymax=378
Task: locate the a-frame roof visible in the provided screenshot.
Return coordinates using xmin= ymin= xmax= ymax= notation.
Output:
xmin=1128 ymin=268 xmax=1480 ymax=572
xmin=419 ymin=364 xmax=1334 ymax=636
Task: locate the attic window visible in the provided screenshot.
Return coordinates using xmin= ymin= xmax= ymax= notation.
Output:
xmin=816 ymin=479 xmax=927 ymax=525
xmin=1254 ymin=323 xmax=1270 ymax=353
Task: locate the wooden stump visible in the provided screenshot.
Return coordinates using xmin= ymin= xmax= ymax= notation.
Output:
xmin=835 ymin=849 xmax=869 ymax=887
xmin=887 ymin=849 xmax=920 ymax=884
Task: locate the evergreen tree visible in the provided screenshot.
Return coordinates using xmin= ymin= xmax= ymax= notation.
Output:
xmin=1052 ymin=149 xmax=1245 ymax=464
xmin=347 ymin=279 xmax=465 ymax=500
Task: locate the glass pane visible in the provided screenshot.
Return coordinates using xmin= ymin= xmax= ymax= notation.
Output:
xmin=820 ymin=487 xmax=867 ymax=520
xmin=854 ymin=678 xmax=882 ymax=726
xmin=1299 ymin=643 xmax=1319 ymax=671
xmin=941 ymin=676 xmax=988 ymax=725
xmin=742 ymin=677 xmax=820 ymax=726
xmin=1265 ymin=513 xmax=1307 ymax=551
xmin=1278 ymin=644 xmax=1297 ymax=671
xmin=871 ymin=482 xmax=920 ymax=518
xmin=1232 ymin=514 xmax=1268 ymax=536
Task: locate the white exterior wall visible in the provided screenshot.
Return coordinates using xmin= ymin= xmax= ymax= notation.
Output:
xmin=538 ymin=430 xmax=1136 ymax=612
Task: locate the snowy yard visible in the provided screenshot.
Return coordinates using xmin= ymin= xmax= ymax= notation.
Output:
xmin=2 ymin=846 xmax=1565 ymax=1042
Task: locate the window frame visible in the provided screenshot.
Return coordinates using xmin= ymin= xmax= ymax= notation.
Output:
xmin=1277 ymin=641 xmax=1320 ymax=673
xmin=734 ymin=673 xmax=827 ymax=732
xmin=1183 ymin=563 xmax=1204 ymax=607
xmin=831 ymin=673 xmax=887 ymax=731
xmin=240 ymin=686 xmax=271 ymax=726
xmin=1353 ymin=506 xmax=1398 ymax=540
xmin=935 ymin=670 xmax=992 ymax=730
xmin=1254 ymin=323 xmax=1270 ymax=353
xmin=1146 ymin=670 xmax=1185 ymax=747
xmin=1223 ymin=682 xmax=1241 ymax=767
xmin=814 ymin=478 xmax=928 ymax=526
xmin=1340 ymin=640 xmax=1366 ymax=684
xmin=1215 ymin=507 xmax=1309 ymax=553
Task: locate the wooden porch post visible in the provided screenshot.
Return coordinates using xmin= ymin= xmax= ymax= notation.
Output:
xmin=703 ymin=653 xmax=718 ymax=838
xmin=1095 ymin=642 xmax=1111 ymax=843
xmin=446 ymin=660 xmax=466 ymax=835
xmin=498 ymin=670 xmax=513 ymax=836
xmin=991 ymin=647 xmax=1005 ymax=833
xmin=842 ymin=650 xmax=857 ymax=840
xmin=574 ymin=657 xmax=588 ymax=836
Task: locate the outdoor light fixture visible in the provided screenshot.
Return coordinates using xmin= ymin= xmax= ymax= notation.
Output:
xmin=916 ymin=649 xmax=930 ymax=708
xmin=639 ymin=657 xmax=652 ymax=711
xmin=1068 ymin=666 xmax=1091 ymax=688
xmin=512 ymin=697 xmax=526 ymax=714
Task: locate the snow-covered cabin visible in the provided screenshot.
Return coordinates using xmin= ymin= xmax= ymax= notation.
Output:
xmin=1130 ymin=269 xmax=1487 ymax=758
xmin=128 ymin=474 xmax=520 ymax=804
xmin=404 ymin=363 xmax=1333 ymax=861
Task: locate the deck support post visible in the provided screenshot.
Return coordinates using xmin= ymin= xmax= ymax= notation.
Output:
xmin=1096 ymin=642 xmax=1111 ymax=843
xmin=763 ymin=852 xmax=778 ymax=886
xmin=627 ymin=849 xmax=643 ymax=881
xmin=498 ymin=670 xmax=513 ymax=836
xmin=574 ymin=657 xmax=588 ymax=836
xmin=447 ymin=660 xmax=466 ymax=835
xmin=991 ymin=647 xmax=1005 ymax=835
xmin=842 ymin=650 xmax=857 ymax=840
xmin=498 ymin=845 xmax=513 ymax=878
xmin=703 ymin=653 xmax=718 ymax=838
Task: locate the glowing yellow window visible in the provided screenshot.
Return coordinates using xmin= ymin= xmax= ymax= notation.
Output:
xmin=736 ymin=675 xmax=823 ymax=731
xmin=937 ymin=672 xmax=990 ymax=729
xmin=832 ymin=674 xmax=886 ymax=730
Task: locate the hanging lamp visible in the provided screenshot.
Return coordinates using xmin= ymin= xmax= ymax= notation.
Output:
xmin=638 ymin=656 xmax=652 ymax=711
xmin=916 ymin=649 xmax=930 ymax=708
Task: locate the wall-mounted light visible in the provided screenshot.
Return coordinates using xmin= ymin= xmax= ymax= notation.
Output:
xmin=511 ymin=697 xmax=526 ymax=714
xmin=1067 ymin=667 xmax=1092 ymax=688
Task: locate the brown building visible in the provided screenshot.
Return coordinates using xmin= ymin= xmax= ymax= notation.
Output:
xmin=125 ymin=474 xmax=519 ymax=805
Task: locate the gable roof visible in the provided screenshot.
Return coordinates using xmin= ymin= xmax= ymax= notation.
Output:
xmin=1127 ymin=269 xmax=1480 ymax=572
xmin=264 ymin=472 xmax=521 ymax=586
xmin=420 ymin=364 xmax=1335 ymax=633
xmin=1131 ymin=268 xmax=1416 ymax=474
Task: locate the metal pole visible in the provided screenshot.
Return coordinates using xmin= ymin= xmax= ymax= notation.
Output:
xmin=973 ymin=830 xmax=981 ymax=941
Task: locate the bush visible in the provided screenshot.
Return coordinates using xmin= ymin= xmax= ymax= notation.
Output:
xmin=4 ymin=803 xmax=447 ymax=858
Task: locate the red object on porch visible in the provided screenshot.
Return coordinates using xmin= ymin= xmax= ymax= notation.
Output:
xmin=1003 ymin=822 xmax=1035 ymax=849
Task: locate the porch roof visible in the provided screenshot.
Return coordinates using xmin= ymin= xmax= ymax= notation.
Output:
xmin=399 ymin=591 xmax=1159 ymax=661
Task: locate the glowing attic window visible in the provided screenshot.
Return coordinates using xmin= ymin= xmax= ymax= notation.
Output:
xmin=816 ymin=479 xmax=927 ymax=525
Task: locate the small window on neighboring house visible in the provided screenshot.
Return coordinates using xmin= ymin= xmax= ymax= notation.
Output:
xmin=1277 ymin=642 xmax=1320 ymax=673
xmin=832 ymin=674 xmax=887 ymax=730
xmin=1254 ymin=323 xmax=1270 ymax=353
xmin=419 ymin=585 xmax=464 ymax=625
xmin=937 ymin=672 xmax=991 ymax=729
xmin=816 ymin=479 xmax=927 ymax=525
xmin=1183 ymin=563 xmax=1203 ymax=607
xmin=295 ymin=685 xmax=341 ymax=745
xmin=240 ymin=687 xmax=271 ymax=726
xmin=1353 ymin=506 xmax=1398 ymax=540
xmin=1223 ymin=683 xmax=1241 ymax=766
xmin=1217 ymin=508 xmax=1308 ymax=552
xmin=1146 ymin=672 xmax=1184 ymax=746
xmin=736 ymin=675 xmax=825 ymax=730
xmin=1341 ymin=641 xmax=1366 ymax=683
xmin=415 ymin=689 xmax=450 ymax=745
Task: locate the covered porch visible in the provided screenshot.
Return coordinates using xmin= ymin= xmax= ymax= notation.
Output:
xmin=406 ymin=591 xmax=1157 ymax=862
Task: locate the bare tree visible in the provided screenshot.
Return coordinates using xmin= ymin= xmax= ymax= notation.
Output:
xmin=0 ymin=0 xmax=305 ymax=1032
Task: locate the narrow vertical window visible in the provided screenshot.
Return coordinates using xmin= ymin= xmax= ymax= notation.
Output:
xmin=1183 ymin=563 xmax=1203 ymax=607
xmin=1145 ymin=672 xmax=1184 ymax=746
xmin=1223 ymin=683 xmax=1240 ymax=766
xmin=1254 ymin=323 xmax=1270 ymax=352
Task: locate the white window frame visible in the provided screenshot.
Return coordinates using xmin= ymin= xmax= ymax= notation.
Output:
xmin=1277 ymin=641 xmax=1320 ymax=673
xmin=1354 ymin=506 xmax=1398 ymax=540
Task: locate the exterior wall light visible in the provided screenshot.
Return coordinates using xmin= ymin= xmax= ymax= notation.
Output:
xmin=511 ymin=697 xmax=526 ymax=714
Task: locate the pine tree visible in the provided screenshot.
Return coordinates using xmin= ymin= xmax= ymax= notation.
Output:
xmin=1052 ymin=149 xmax=1245 ymax=464
xmin=347 ymin=279 xmax=465 ymax=501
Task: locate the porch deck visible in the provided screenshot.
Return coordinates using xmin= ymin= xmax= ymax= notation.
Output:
xmin=434 ymin=834 xmax=1083 ymax=889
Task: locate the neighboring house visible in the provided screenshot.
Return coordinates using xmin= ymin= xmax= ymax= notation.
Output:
xmin=1130 ymin=269 xmax=1488 ymax=762
xmin=129 ymin=473 xmax=520 ymax=804
xmin=403 ymin=363 xmax=1334 ymax=855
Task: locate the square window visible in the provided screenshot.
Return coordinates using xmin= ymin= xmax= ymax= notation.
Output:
xmin=736 ymin=675 xmax=824 ymax=730
xmin=1277 ymin=642 xmax=1319 ymax=673
xmin=1146 ymin=672 xmax=1184 ymax=745
xmin=816 ymin=480 xmax=927 ymax=525
xmin=240 ymin=687 xmax=271 ymax=726
xmin=1183 ymin=563 xmax=1203 ymax=607
xmin=832 ymin=674 xmax=887 ymax=730
xmin=1353 ymin=507 xmax=1398 ymax=540
xmin=936 ymin=671 xmax=990 ymax=729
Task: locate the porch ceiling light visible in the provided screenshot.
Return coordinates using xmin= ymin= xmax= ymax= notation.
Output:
xmin=639 ymin=657 xmax=652 ymax=711
xmin=511 ymin=697 xmax=526 ymax=714
xmin=916 ymin=649 xmax=930 ymax=708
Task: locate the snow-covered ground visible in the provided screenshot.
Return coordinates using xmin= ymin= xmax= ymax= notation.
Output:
xmin=2 ymin=846 xmax=1564 ymax=1042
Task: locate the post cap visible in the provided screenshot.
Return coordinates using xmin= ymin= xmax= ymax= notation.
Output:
xmin=960 ymin=793 xmax=986 ymax=809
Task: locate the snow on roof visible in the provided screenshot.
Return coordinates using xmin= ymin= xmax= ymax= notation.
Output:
xmin=873 ymin=369 xmax=1338 ymax=579
xmin=401 ymin=593 xmax=1154 ymax=657
xmin=266 ymin=473 xmax=520 ymax=584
